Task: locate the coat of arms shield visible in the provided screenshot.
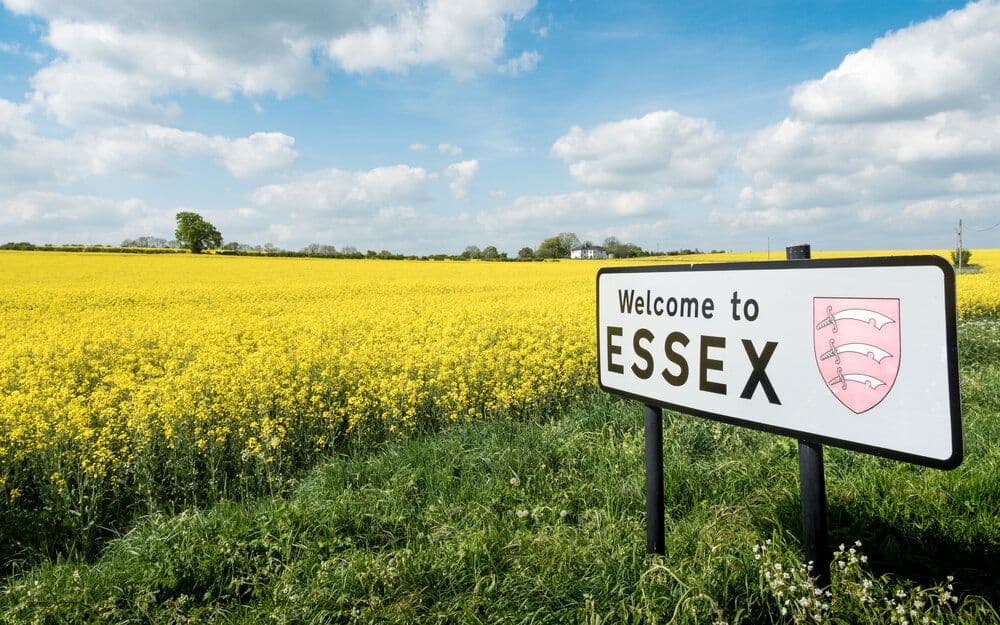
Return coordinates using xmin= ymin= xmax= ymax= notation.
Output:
xmin=814 ymin=297 xmax=900 ymax=414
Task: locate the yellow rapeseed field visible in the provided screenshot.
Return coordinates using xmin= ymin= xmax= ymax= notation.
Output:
xmin=0 ymin=249 xmax=996 ymax=536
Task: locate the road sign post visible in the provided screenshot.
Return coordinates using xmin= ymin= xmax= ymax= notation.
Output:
xmin=787 ymin=244 xmax=831 ymax=587
xmin=644 ymin=403 xmax=665 ymax=555
xmin=597 ymin=252 xmax=962 ymax=581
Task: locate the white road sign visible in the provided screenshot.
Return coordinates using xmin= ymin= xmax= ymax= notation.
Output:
xmin=597 ymin=256 xmax=962 ymax=469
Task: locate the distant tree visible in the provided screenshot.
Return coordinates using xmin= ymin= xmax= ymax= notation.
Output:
xmin=536 ymin=232 xmax=579 ymax=258
xmin=1 ymin=242 xmax=34 ymax=250
xmin=558 ymin=232 xmax=580 ymax=253
xmin=221 ymin=241 xmax=240 ymax=251
xmin=518 ymin=246 xmax=534 ymax=259
xmin=481 ymin=245 xmax=500 ymax=260
xmin=174 ymin=212 xmax=222 ymax=253
xmin=263 ymin=242 xmax=278 ymax=253
xmin=461 ymin=245 xmax=482 ymax=259
xmin=603 ymin=236 xmax=620 ymax=249
xmin=303 ymin=243 xmax=337 ymax=256
xmin=122 ymin=236 xmax=171 ymax=248
xmin=341 ymin=246 xmax=359 ymax=255
xmin=536 ymin=236 xmax=563 ymax=258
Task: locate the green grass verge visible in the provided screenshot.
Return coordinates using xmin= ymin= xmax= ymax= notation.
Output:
xmin=1 ymin=320 xmax=997 ymax=624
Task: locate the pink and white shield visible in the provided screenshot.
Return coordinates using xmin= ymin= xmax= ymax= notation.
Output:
xmin=814 ymin=297 xmax=900 ymax=414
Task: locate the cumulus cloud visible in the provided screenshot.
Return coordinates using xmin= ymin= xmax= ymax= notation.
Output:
xmin=409 ymin=143 xmax=427 ymax=152
xmin=217 ymin=132 xmax=297 ymax=178
xmin=551 ymin=110 xmax=729 ymax=191
xmin=730 ymin=0 xmax=1000 ymax=238
xmin=22 ymin=15 xmax=324 ymax=125
xmin=445 ymin=159 xmax=479 ymax=198
xmin=250 ymin=164 xmax=431 ymax=215
xmin=791 ymin=1 xmax=1000 ymax=123
xmin=0 ymin=117 xmax=297 ymax=186
xmin=5 ymin=0 xmax=538 ymax=125
xmin=0 ymin=190 xmax=173 ymax=243
xmin=327 ymin=0 xmax=537 ymax=77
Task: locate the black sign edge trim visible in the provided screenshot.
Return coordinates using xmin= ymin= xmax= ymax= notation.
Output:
xmin=594 ymin=255 xmax=962 ymax=471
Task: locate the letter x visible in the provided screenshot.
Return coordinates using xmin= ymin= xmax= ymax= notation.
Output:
xmin=740 ymin=340 xmax=780 ymax=405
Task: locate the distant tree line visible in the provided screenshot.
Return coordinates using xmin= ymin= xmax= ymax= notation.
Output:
xmin=3 ymin=212 xmax=726 ymax=260
xmin=121 ymin=236 xmax=178 ymax=248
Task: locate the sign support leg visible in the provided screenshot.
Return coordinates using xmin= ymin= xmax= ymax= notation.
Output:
xmin=644 ymin=403 xmax=665 ymax=555
xmin=798 ymin=440 xmax=830 ymax=587
xmin=786 ymin=243 xmax=831 ymax=588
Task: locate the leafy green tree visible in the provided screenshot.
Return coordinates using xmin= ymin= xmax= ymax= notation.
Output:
xmin=174 ymin=212 xmax=222 ymax=254
xmin=536 ymin=232 xmax=579 ymax=258
xmin=481 ymin=245 xmax=500 ymax=260
xmin=517 ymin=246 xmax=534 ymax=259
xmin=536 ymin=236 xmax=562 ymax=258
xmin=461 ymin=245 xmax=482 ymax=259
xmin=558 ymin=232 xmax=580 ymax=253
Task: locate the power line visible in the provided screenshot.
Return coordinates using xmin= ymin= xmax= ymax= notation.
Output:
xmin=972 ymin=222 xmax=1000 ymax=232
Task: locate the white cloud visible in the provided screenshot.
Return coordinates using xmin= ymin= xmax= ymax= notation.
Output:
xmin=734 ymin=0 xmax=1000 ymax=237
xmin=218 ymin=132 xmax=297 ymax=178
xmin=409 ymin=143 xmax=427 ymax=152
xmin=0 ymin=119 xmax=297 ymax=186
xmin=327 ymin=0 xmax=537 ymax=77
xmin=901 ymin=196 xmax=998 ymax=220
xmin=250 ymin=164 xmax=431 ymax=215
xmin=26 ymin=17 xmax=323 ymax=126
xmin=791 ymin=0 xmax=1000 ymax=123
xmin=0 ymin=98 xmax=34 ymax=139
xmin=498 ymin=50 xmax=541 ymax=76
xmin=5 ymin=0 xmax=537 ymax=125
xmin=445 ymin=159 xmax=479 ymax=198
xmin=551 ymin=110 xmax=729 ymax=191
xmin=709 ymin=206 xmax=831 ymax=230
xmin=438 ymin=142 xmax=463 ymax=156
xmin=477 ymin=190 xmax=660 ymax=230
xmin=0 ymin=190 xmax=172 ymax=243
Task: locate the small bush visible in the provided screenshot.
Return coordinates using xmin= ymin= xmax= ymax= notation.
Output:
xmin=952 ymin=249 xmax=972 ymax=267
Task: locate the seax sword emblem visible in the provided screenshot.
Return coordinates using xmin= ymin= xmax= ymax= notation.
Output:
xmin=813 ymin=298 xmax=900 ymax=414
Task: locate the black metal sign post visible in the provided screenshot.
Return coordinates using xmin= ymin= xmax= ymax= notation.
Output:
xmin=644 ymin=403 xmax=665 ymax=554
xmin=786 ymin=243 xmax=831 ymax=588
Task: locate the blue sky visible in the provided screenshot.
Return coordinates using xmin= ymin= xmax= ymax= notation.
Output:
xmin=1 ymin=0 xmax=998 ymax=254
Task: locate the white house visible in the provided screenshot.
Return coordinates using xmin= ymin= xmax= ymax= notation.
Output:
xmin=570 ymin=244 xmax=608 ymax=259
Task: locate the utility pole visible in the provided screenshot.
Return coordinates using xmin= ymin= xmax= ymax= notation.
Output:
xmin=955 ymin=219 xmax=964 ymax=270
